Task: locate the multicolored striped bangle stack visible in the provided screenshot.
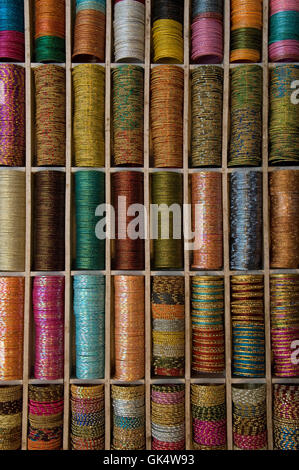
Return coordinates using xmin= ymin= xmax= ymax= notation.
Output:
xmin=229 ymin=65 xmax=262 ymax=166
xmin=231 ymin=275 xmax=265 ymax=378
xmin=191 ymin=276 xmax=225 ymax=375
xmin=191 ymin=66 xmax=223 ymax=167
xmin=230 ymin=0 xmax=262 ymax=62
xmin=0 ymin=277 xmax=24 ymax=381
xmin=0 ymin=64 xmax=25 ymax=166
xmin=73 ymin=275 xmax=105 ymax=379
xmin=273 ymin=385 xmax=299 ymax=450
xmin=151 ymin=276 xmax=185 ymax=377
xmin=70 ymin=385 xmax=105 ymax=450
xmin=34 ymin=0 xmax=65 ymax=63
xmin=191 ymin=384 xmax=226 ymax=450
xmin=73 ymin=64 xmax=105 ymax=167
xmin=269 ymin=0 xmax=299 ymax=62
xmin=269 ymin=65 xmax=299 ymax=165
xmin=151 ymin=385 xmax=185 ymax=450
xmin=270 ymin=274 xmax=299 ymax=377
xmin=75 ymin=171 xmax=105 ymax=270
xmin=28 ymin=385 xmax=64 ymax=450
xmin=112 ymin=385 xmax=145 ymax=450
xmin=0 ymin=386 xmax=22 ymax=450
xmin=33 ymin=276 xmax=65 ymax=380
xmin=112 ymin=65 xmax=144 ymax=166
xmin=232 ymin=384 xmax=267 ymax=450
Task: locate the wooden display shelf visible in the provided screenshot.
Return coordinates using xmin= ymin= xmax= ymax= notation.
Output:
xmin=1 ymin=0 xmax=298 ymax=451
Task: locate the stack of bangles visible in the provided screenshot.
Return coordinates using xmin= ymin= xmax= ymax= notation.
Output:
xmin=113 ymin=0 xmax=145 ymax=63
xmin=151 ymin=385 xmax=185 ymax=450
xmin=269 ymin=0 xmax=299 ymax=62
xmin=111 ymin=385 xmax=145 ymax=450
xmin=72 ymin=0 xmax=106 ymax=62
xmin=28 ymin=385 xmax=64 ymax=450
xmin=152 ymin=0 xmax=184 ymax=63
xmin=191 ymin=385 xmax=226 ymax=450
xmin=273 ymin=385 xmax=299 ymax=450
xmin=232 ymin=384 xmax=267 ymax=450
xmin=230 ymin=0 xmax=263 ymax=62
xmin=34 ymin=0 xmax=65 ymax=62
xmin=231 ymin=275 xmax=265 ymax=377
xmin=70 ymin=385 xmax=105 ymax=450
xmin=191 ymin=0 xmax=223 ymax=63
xmin=0 ymin=0 xmax=24 ymax=61
xmin=270 ymin=274 xmax=299 ymax=377
xmin=151 ymin=276 xmax=185 ymax=377
xmin=191 ymin=276 xmax=225 ymax=374
xmin=0 ymin=277 xmax=24 ymax=381
xmin=0 ymin=386 xmax=22 ymax=450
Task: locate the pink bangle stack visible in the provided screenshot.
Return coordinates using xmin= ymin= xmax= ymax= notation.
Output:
xmin=33 ymin=276 xmax=65 ymax=380
xmin=191 ymin=1 xmax=223 ymax=63
xmin=269 ymin=0 xmax=299 ymax=62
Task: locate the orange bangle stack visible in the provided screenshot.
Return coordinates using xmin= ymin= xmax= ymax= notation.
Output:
xmin=0 ymin=277 xmax=24 ymax=381
xmin=230 ymin=0 xmax=263 ymax=63
xmin=34 ymin=0 xmax=65 ymax=62
xmin=72 ymin=2 xmax=106 ymax=62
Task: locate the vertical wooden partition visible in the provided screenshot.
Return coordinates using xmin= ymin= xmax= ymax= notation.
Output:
xmin=0 ymin=0 xmax=297 ymax=451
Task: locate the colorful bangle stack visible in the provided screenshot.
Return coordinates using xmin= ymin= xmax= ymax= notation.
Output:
xmin=33 ymin=171 xmax=65 ymax=271
xmin=229 ymin=65 xmax=262 ymax=166
xmin=0 ymin=64 xmax=25 ymax=166
xmin=270 ymin=274 xmax=299 ymax=377
xmin=232 ymin=384 xmax=267 ymax=450
xmin=72 ymin=0 xmax=106 ymax=62
xmin=112 ymin=65 xmax=144 ymax=166
xmin=273 ymin=384 xmax=299 ymax=450
xmin=33 ymin=276 xmax=64 ymax=380
xmin=152 ymin=0 xmax=184 ymax=63
xmin=34 ymin=65 xmax=65 ymax=166
xmin=70 ymin=384 xmax=105 ymax=450
xmin=191 ymin=384 xmax=226 ymax=450
xmin=191 ymin=276 xmax=225 ymax=374
xmin=269 ymin=0 xmax=299 ymax=62
xmin=0 ymin=0 xmax=24 ymax=61
xmin=151 ymin=385 xmax=185 ymax=450
xmin=113 ymin=0 xmax=145 ymax=63
xmin=28 ymin=385 xmax=63 ymax=450
xmin=73 ymin=275 xmax=105 ymax=379
xmin=230 ymin=0 xmax=262 ymax=62
xmin=151 ymin=276 xmax=185 ymax=377
xmin=0 ymin=386 xmax=22 ymax=450
xmin=114 ymin=276 xmax=144 ymax=381
xmin=191 ymin=172 xmax=223 ymax=270
xmin=112 ymin=385 xmax=145 ymax=450
xmin=230 ymin=171 xmax=263 ymax=270
xmin=270 ymin=171 xmax=299 ymax=268
xmin=75 ymin=171 xmax=105 ymax=270
xmin=0 ymin=277 xmax=24 ymax=381
xmin=0 ymin=170 xmax=25 ymax=271
xmin=231 ymin=275 xmax=265 ymax=378
xmin=34 ymin=0 xmax=65 ymax=63
xmin=112 ymin=171 xmax=144 ymax=270
xmin=191 ymin=66 xmax=223 ymax=167
xmin=151 ymin=65 xmax=184 ymax=168
xmin=152 ymin=172 xmax=183 ymax=269
xmin=191 ymin=0 xmax=223 ymax=63
xmin=269 ymin=65 xmax=299 ymax=165
xmin=73 ymin=65 xmax=105 ymax=167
